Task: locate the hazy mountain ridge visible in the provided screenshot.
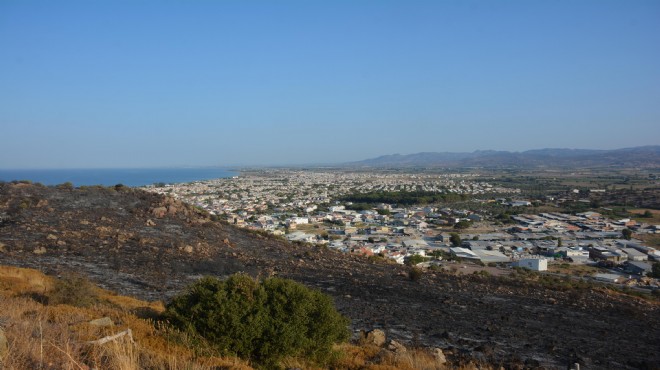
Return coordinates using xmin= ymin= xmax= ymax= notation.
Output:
xmin=348 ymin=145 xmax=660 ymax=168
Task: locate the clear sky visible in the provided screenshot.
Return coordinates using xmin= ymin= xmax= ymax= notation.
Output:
xmin=1 ymin=0 xmax=659 ymax=168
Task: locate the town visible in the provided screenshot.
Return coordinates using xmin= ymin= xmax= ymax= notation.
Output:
xmin=144 ymin=169 xmax=660 ymax=290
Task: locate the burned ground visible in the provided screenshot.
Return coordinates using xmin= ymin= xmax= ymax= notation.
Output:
xmin=0 ymin=183 xmax=658 ymax=369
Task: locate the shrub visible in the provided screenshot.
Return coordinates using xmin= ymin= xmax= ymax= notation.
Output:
xmin=164 ymin=274 xmax=350 ymax=367
xmin=48 ymin=273 xmax=99 ymax=307
xmin=408 ymin=267 xmax=423 ymax=281
xmin=405 ymin=254 xmax=428 ymax=266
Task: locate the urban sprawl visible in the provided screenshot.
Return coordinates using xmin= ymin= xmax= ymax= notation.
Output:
xmin=144 ymin=170 xmax=659 ymax=288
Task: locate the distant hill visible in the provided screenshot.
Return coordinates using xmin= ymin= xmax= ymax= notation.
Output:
xmin=347 ymin=145 xmax=660 ymax=168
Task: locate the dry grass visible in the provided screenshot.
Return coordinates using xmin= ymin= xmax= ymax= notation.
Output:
xmin=629 ymin=208 xmax=660 ymax=224
xmin=0 ymin=265 xmax=481 ymax=370
xmin=331 ymin=343 xmax=476 ymax=370
xmin=547 ymin=263 xmax=601 ymax=276
xmin=0 ymin=265 xmax=253 ymax=370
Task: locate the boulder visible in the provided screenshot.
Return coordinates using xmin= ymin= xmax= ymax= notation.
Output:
xmin=183 ymin=245 xmax=194 ymax=254
xmin=145 ymin=219 xmax=156 ymax=227
xmin=33 ymin=247 xmax=47 ymax=255
xmin=152 ymin=207 xmax=167 ymax=218
xmin=365 ymin=329 xmax=387 ymax=347
xmin=89 ymin=317 xmax=114 ymax=327
xmin=433 ymin=348 xmax=447 ymax=364
xmin=387 ymin=340 xmax=407 ymax=354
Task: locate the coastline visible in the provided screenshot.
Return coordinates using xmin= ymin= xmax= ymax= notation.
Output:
xmin=0 ymin=168 xmax=238 ymax=187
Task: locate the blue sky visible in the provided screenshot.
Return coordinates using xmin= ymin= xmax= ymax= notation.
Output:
xmin=1 ymin=0 xmax=659 ymax=168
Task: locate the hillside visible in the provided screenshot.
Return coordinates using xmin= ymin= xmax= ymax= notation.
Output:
xmin=347 ymin=146 xmax=660 ymax=168
xmin=1 ymin=182 xmax=659 ymax=369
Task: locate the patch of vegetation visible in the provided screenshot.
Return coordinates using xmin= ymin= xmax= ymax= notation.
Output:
xmin=340 ymin=190 xmax=469 ymax=206
xmin=48 ymin=273 xmax=99 ymax=307
xmin=164 ymin=274 xmax=350 ymax=367
xmin=408 ymin=267 xmax=423 ymax=281
xmin=649 ymin=262 xmax=660 ymax=278
xmin=405 ymin=254 xmax=430 ymax=266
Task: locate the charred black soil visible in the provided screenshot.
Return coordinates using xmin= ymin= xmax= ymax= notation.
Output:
xmin=1 ymin=183 xmax=658 ymax=369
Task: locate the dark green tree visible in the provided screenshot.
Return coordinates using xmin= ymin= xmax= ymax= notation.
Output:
xmin=648 ymin=262 xmax=660 ymax=278
xmin=622 ymin=228 xmax=633 ymax=240
xmin=454 ymin=220 xmax=470 ymax=229
xmin=450 ymin=233 xmax=462 ymax=247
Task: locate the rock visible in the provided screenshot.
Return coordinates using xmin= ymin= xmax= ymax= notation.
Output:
xmin=433 ymin=348 xmax=447 ymax=364
xmin=0 ymin=242 xmax=5 ymax=253
xmin=167 ymin=206 xmax=178 ymax=215
xmin=0 ymin=327 xmax=7 ymax=360
xmin=152 ymin=207 xmax=167 ymax=218
xmin=46 ymin=234 xmax=58 ymax=240
xmin=365 ymin=329 xmax=386 ymax=347
xmin=33 ymin=247 xmax=47 ymax=255
xmin=56 ymin=240 xmax=67 ymax=246
xmin=146 ymin=219 xmax=156 ymax=226
xmin=387 ymin=340 xmax=407 ymax=354
xmin=79 ymin=220 xmax=90 ymax=225
xmin=89 ymin=317 xmax=114 ymax=327
xmin=183 ymin=245 xmax=194 ymax=253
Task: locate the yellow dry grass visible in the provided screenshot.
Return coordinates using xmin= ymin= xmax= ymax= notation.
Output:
xmin=0 ymin=265 xmax=253 ymax=370
xmin=0 ymin=265 xmax=479 ymax=370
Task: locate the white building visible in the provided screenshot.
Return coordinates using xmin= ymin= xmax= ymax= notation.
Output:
xmin=515 ymin=258 xmax=548 ymax=271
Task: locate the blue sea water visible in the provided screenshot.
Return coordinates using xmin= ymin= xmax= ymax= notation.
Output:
xmin=0 ymin=168 xmax=237 ymax=187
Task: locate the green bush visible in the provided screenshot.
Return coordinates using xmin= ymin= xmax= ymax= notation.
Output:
xmin=49 ymin=273 xmax=99 ymax=307
xmin=164 ymin=274 xmax=350 ymax=367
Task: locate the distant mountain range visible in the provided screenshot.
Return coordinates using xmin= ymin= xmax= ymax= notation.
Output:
xmin=346 ymin=145 xmax=660 ymax=169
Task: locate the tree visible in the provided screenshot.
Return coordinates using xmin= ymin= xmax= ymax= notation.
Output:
xmin=405 ymin=254 xmax=428 ymax=266
xmin=454 ymin=220 xmax=470 ymax=229
xmin=622 ymin=228 xmax=633 ymax=240
xmin=450 ymin=233 xmax=462 ymax=247
xmin=164 ymin=274 xmax=350 ymax=366
xmin=648 ymin=262 xmax=660 ymax=278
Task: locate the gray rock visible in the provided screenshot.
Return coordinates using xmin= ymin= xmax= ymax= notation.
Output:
xmin=387 ymin=339 xmax=407 ymax=354
xmin=89 ymin=317 xmax=114 ymax=327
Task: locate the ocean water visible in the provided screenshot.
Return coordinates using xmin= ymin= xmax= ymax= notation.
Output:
xmin=0 ymin=168 xmax=237 ymax=187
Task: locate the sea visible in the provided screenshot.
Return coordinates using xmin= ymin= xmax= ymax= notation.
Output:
xmin=0 ymin=168 xmax=237 ymax=187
